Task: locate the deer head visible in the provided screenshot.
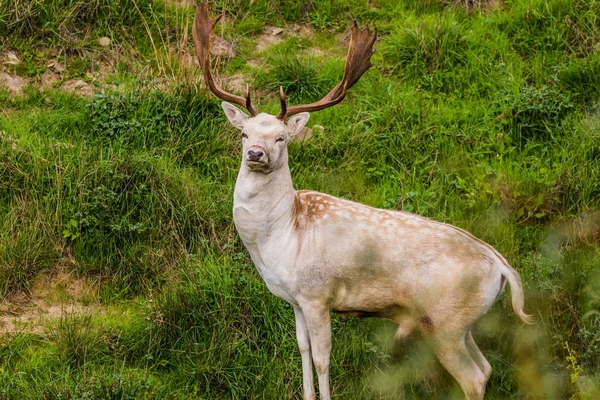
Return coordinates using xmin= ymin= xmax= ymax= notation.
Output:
xmin=192 ymin=2 xmax=377 ymax=173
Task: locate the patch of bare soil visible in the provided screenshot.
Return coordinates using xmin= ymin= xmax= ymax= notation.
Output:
xmin=256 ymin=26 xmax=285 ymax=52
xmin=0 ymin=21 xmax=318 ymax=99
xmin=85 ymin=59 xmax=118 ymax=88
xmin=0 ymin=270 xmax=102 ymax=336
xmin=255 ymin=24 xmax=316 ymax=52
xmin=225 ymin=73 xmax=249 ymax=94
xmin=60 ymin=79 xmax=94 ymax=97
xmin=255 ymin=24 xmax=320 ymax=58
xmin=212 ymin=36 xmax=236 ymax=58
xmin=46 ymin=58 xmax=65 ymax=72
xmin=40 ymin=70 xmax=60 ymax=90
xmin=1 ymin=50 xmax=123 ymax=96
xmin=0 ymin=51 xmax=29 ymax=94
xmin=163 ymin=0 xmax=194 ymax=6
xmin=1 ymin=51 xmax=21 ymax=66
xmin=0 ymin=72 xmax=28 ymax=95
xmin=292 ymin=23 xmax=315 ymax=39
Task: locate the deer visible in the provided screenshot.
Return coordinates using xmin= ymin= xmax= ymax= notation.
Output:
xmin=192 ymin=3 xmax=532 ymax=399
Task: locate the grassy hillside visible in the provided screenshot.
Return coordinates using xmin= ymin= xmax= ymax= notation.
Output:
xmin=0 ymin=0 xmax=599 ymax=398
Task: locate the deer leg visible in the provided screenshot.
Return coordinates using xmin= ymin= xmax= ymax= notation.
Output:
xmin=393 ymin=314 xmax=415 ymax=345
xmin=301 ymin=303 xmax=332 ymax=400
xmin=431 ymin=331 xmax=487 ymax=400
xmin=465 ymin=329 xmax=492 ymax=383
xmin=293 ymin=305 xmax=316 ymax=400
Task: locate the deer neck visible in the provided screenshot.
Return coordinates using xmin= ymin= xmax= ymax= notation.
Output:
xmin=233 ymin=159 xmax=296 ymax=246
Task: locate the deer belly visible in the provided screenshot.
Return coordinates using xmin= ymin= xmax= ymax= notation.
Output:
xmin=331 ymin=277 xmax=405 ymax=319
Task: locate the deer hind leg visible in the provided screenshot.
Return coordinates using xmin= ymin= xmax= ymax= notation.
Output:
xmin=430 ymin=329 xmax=488 ymax=400
xmin=393 ymin=313 xmax=416 ymax=345
xmin=465 ymin=328 xmax=492 ymax=383
xmin=300 ymin=302 xmax=332 ymax=400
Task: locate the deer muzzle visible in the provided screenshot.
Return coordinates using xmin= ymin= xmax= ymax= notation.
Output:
xmin=247 ymin=149 xmax=264 ymax=162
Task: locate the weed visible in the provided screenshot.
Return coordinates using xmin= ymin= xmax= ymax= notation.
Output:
xmin=51 ymin=313 xmax=99 ymax=369
xmin=382 ymin=15 xmax=468 ymax=78
xmin=259 ymin=54 xmax=340 ymax=103
xmin=501 ymin=76 xmax=575 ymax=142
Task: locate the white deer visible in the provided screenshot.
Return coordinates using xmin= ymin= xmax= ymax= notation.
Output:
xmin=192 ymin=3 xmax=532 ymax=399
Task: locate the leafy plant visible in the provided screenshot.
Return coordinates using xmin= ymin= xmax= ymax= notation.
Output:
xmin=62 ymin=219 xmax=79 ymax=241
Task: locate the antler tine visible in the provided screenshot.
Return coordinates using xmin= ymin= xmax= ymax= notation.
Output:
xmin=192 ymin=2 xmax=258 ymax=116
xmin=276 ymin=86 xmax=287 ymax=120
xmin=277 ymin=21 xmax=377 ymax=120
xmin=245 ymin=84 xmax=253 ymax=111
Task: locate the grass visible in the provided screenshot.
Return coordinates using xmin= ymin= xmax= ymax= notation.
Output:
xmin=1 ymin=0 xmax=600 ymax=398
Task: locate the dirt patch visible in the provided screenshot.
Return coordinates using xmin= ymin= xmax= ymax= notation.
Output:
xmin=212 ymin=36 xmax=236 ymax=58
xmin=46 ymin=58 xmax=65 ymax=72
xmin=61 ymin=79 xmax=94 ymax=97
xmin=292 ymin=23 xmax=315 ymax=39
xmin=1 ymin=51 xmax=21 ymax=66
xmin=0 ymin=301 xmax=99 ymax=335
xmin=0 ymin=270 xmax=102 ymax=336
xmin=40 ymin=70 xmax=60 ymax=90
xmin=256 ymin=26 xmax=285 ymax=52
xmin=163 ymin=0 xmax=194 ymax=6
xmin=0 ymin=73 xmax=29 ymax=95
xmin=97 ymin=59 xmax=115 ymax=78
xmin=255 ymin=24 xmax=316 ymax=53
xmin=226 ymin=73 xmax=249 ymax=94
xmin=84 ymin=59 xmax=118 ymax=86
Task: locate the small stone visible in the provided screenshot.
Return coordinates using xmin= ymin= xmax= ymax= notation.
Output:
xmin=98 ymin=37 xmax=111 ymax=47
xmin=46 ymin=59 xmax=65 ymax=72
xmin=5 ymin=51 xmax=20 ymax=65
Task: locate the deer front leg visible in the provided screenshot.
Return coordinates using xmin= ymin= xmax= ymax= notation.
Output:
xmin=301 ymin=302 xmax=332 ymax=400
xmin=294 ymin=305 xmax=316 ymax=400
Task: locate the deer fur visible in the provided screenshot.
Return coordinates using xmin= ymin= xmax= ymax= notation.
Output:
xmin=224 ymin=102 xmax=531 ymax=400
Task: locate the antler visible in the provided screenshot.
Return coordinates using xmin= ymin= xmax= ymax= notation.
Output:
xmin=192 ymin=2 xmax=258 ymax=116
xmin=276 ymin=21 xmax=377 ymax=120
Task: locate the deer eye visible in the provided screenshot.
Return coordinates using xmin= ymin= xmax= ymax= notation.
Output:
xmin=275 ymin=137 xmax=285 ymax=143
xmin=242 ymin=132 xmax=248 ymax=139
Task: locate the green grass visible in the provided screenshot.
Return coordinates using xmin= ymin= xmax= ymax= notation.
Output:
xmin=1 ymin=0 xmax=600 ymax=398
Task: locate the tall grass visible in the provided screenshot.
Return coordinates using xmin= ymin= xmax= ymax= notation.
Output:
xmin=0 ymin=0 xmax=599 ymax=398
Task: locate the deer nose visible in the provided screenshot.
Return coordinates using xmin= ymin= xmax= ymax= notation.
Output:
xmin=247 ymin=149 xmax=264 ymax=161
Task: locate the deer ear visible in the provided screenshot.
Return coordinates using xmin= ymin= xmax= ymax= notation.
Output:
xmin=222 ymin=102 xmax=249 ymax=129
xmin=287 ymin=112 xmax=310 ymax=137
